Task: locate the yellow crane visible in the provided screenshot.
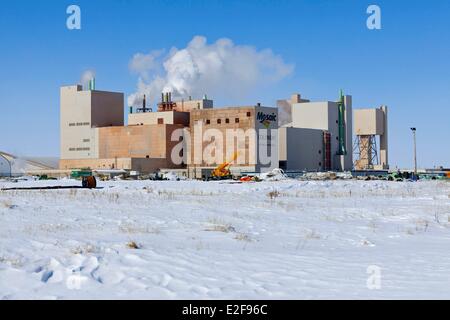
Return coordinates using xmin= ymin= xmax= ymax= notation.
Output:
xmin=211 ymin=152 xmax=238 ymax=180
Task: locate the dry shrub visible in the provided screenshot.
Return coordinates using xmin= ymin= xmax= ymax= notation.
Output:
xmin=126 ymin=241 xmax=141 ymax=249
xmin=119 ymin=223 xmax=161 ymax=234
xmin=268 ymin=190 xmax=280 ymax=200
xmin=205 ymin=224 xmax=236 ymax=233
xmin=234 ymin=233 xmax=252 ymax=242
xmin=305 ymin=229 xmax=321 ymax=240
xmin=71 ymin=244 xmax=99 ymax=255
xmin=1 ymin=200 xmax=17 ymax=209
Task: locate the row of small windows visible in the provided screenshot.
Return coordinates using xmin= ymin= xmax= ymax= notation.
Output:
xmin=204 ymin=112 xmax=251 ymax=125
xmin=69 ymin=122 xmax=90 ymax=127
xmin=69 ymin=147 xmax=91 ymax=151
xmin=206 ymin=118 xmax=239 ymax=125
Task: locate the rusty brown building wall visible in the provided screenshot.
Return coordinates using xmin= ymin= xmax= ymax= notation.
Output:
xmin=60 ymin=124 xmax=186 ymax=173
xmin=189 ymin=107 xmax=257 ymax=167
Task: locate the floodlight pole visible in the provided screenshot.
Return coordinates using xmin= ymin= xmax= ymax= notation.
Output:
xmin=410 ymin=128 xmax=417 ymax=176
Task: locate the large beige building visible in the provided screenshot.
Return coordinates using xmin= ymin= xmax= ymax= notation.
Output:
xmin=60 ymin=85 xmax=187 ymax=173
xmin=278 ymin=127 xmax=327 ymax=171
xmin=278 ymin=92 xmax=353 ymax=172
xmin=60 ymin=85 xmax=124 ymax=161
xmin=59 ymin=83 xmax=279 ymax=175
xmin=188 ymin=105 xmax=279 ymax=176
xmin=60 ymin=82 xmax=385 ymax=175
xmin=354 ymin=106 xmax=389 ymax=170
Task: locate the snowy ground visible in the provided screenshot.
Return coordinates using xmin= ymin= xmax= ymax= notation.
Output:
xmin=0 ymin=178 xmax=449 ymax=300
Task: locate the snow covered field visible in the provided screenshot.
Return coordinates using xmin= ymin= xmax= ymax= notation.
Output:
xmin=0 ymin=178 xmax=449 ymax=300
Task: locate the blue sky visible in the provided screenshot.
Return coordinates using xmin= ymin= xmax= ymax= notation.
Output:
xmin=0 ymin=0 xmax=449 ymax=168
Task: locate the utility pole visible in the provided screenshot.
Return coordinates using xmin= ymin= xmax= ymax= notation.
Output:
xmin=410 ymin=128 xmax=417 ymax=177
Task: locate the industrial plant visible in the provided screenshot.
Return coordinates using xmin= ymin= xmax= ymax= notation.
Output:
xmin=2 ymin=78 xmax=446 ymax=182
xmin=54 ymin=78 xmax=400 ymax=180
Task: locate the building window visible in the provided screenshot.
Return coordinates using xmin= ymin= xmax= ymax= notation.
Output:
xmin=158 ymin=118 xmax=164 ymax=124
xmin=83 ymin=139 xmax=90 ymax=143
xmin=217 ymin=119 xmax=222 ymax=124
xmin=72 ymin=147 xmax=88 ymax=151
xmin=319 ymin=162 xmax=322 ymax=166
xmin=225 ymin=118 xmax=230 ymax=124
xmin=247 ymin=112 xmax=251 ymax=117
xmin=73 ymin=122 xmax=91 ymax=127
xmin=336 ymin=137 xmax=339 ymax=141
xmin=206 ymin=119 xmax=211 ymax=125
xmin=318 ymin=150 xmax=322 ymax=154
xmin=235 ymin=118 xmax=240 ymax=123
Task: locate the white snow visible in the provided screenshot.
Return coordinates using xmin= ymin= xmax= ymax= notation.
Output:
xmin=0 ymin=178 xmax=449 ymax=299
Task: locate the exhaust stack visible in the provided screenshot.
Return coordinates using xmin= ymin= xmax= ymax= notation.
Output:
xmin=88 ymin=78 xmax=96 ymax=91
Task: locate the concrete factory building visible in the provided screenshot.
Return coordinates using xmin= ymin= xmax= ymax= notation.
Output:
xmin=188 ymin=105 xmax=279 ymax=177
xmin=59 ymin=82 xmax=279 ymax=175
xmin=59 ymin=80 xmax=387 ymax=176
xmin=60 ymin=85 xmax=188 ymax=173
xmin=353 ymin=106 xmax=389 ymax=170
xmin=278 ymin=92 xmax=353 ymax=172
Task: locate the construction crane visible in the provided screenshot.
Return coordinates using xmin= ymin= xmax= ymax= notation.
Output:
xmin=210 ymin=152 xmax=238 ymax=180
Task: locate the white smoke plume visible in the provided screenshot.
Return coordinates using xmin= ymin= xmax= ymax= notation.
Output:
xmin=129 ymin=50 xmax=164 ymax=81
xmin=80 ymin=70 xmax=96 ymax=90
xmin=127 ymin=36 xmax=294 ymax=107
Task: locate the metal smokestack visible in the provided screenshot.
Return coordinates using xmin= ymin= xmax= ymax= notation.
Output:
xmin=140 ymin=94 xmax=148 ymax=113
xmin=88 ymin=78 xmax=96 ymax=91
